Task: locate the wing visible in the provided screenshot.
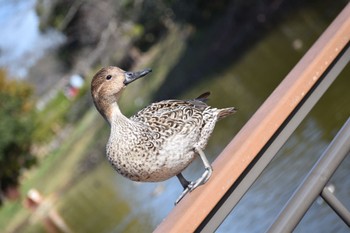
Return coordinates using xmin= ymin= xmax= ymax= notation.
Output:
xmin=130 ymin=93 xmax=211 ymax=136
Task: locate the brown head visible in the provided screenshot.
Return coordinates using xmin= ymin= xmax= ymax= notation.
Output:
xmin=91 ymin=66 xmax=152 ymax=123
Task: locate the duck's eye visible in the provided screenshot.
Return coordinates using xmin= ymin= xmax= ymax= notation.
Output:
xmin=106 ymin=75 xmax=112 ymax=80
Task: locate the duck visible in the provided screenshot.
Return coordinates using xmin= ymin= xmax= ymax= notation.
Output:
xmin=91 ymin=66 xmax=237 ymax=203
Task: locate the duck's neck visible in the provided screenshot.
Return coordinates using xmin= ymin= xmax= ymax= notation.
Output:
xmin=108 ymin=103 xmax=139 ymax=143
xmin=108 ymin=102 xmax=129 ymax=126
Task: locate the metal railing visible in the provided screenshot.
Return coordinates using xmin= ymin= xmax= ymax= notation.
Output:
xmin=267 ymin=117 xmax=350 ymax=232
xmin=154 ymin=3 xmax=350 ymax=233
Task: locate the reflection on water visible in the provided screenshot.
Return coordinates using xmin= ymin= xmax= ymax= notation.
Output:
xmin=0 ymin=0 xmax=65 ymax=78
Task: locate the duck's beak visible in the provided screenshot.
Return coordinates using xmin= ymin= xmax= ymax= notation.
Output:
xmin=124 ymin=68 xmax=152 ymax=85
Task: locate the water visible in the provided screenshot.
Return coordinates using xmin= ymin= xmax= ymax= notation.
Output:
xmin=0 ymin=0 xmax=65 ymax=78
xmin=3 ymin=1 xmax=350 ymax=232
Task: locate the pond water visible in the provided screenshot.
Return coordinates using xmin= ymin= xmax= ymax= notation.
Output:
xmin=2 ymin=0 xmax=350 ymax=232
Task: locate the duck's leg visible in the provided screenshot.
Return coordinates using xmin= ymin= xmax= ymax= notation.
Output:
xmin=188 ymin=146 xmax=213 ymax=191
xmin=174 ymin=147 xmax=213 ymax=205
xmin=175 ymin=173 xmax=191 ymax=204
xmin=177 ymin=173 xmax=190 ymax=188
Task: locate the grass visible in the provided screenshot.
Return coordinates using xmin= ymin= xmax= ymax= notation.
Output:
xmin=0 ymin=108 xmax=106 ymax=232
xmin=33 ymin=91 xmax=71 ymax=143
xmin=26 ymin=109 xmax=104 ymax=194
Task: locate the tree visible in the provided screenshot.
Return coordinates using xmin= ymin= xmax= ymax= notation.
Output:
xmin=0 ymin=70 xmax=37 ymax=205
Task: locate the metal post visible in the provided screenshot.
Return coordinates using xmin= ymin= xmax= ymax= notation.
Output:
xmin=321 ymin=186 xmax=350 ymax=227
xmin=267 ymin=117 xmax=350 ymax=233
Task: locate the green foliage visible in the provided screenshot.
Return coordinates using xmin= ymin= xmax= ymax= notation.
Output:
xmin=33 ymin=91 xmax=70 ymax=142
xmin=0 ymin=70 xmax=37 ymax=205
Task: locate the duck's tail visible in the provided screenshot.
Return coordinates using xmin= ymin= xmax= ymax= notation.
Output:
xmin=218 ymin=107 xmax=237 ymax=120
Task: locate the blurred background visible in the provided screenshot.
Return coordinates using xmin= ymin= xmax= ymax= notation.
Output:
xmin=0 ymin=0 xmax=349 ymax=232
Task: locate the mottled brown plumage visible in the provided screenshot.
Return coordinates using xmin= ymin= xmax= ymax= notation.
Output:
xmin=91 ymin=66 xmax=236 ymax=203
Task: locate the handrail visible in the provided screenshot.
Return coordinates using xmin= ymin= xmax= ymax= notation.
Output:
xmin=154 ymin=3 xmax=350 ymax=233
xmin=267 ymin=117 xmax=350 ymax=232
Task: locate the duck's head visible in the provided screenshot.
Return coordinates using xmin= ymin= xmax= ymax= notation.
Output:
xmin=91 ymin=66 xmax=152 ymax=122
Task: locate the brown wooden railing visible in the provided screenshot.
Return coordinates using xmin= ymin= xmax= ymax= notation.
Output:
xmin=154 ymin=2 xmax=350 ymax=232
